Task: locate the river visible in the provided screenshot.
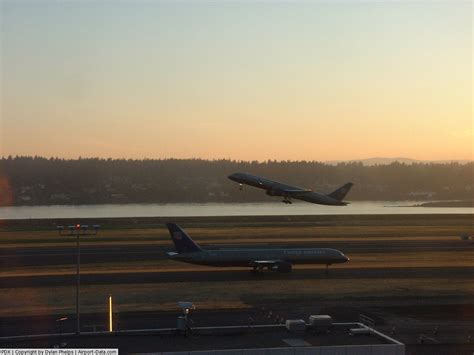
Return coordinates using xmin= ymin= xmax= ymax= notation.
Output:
xmin=0 ymin=201 xmax=472 ymax=219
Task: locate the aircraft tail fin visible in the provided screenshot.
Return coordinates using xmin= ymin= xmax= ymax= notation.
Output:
xmin=327 ymin=182 xmax=354 ymax=201
xmin=166 ymin=223 xmax=203 ymax=254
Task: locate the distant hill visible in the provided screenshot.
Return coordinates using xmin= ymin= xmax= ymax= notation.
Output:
xmin=326 ymin=157 xmax=473 ymax=166
xmin=0 ymin=156 xmax=472 ymax=205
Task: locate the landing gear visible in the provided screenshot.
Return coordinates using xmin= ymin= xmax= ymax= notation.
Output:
xmin=239 ymin=184 xmax=243 ymax=191
xmin=282 ymin=196 xmax=292 ymax=204
xmin=325 ymin=264 xmax=329 ymax=277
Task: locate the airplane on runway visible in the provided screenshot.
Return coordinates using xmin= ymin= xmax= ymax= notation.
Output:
xmin=165 ymin=223 xmax=349 ymax=273
xmin=228 ymin=172 xmax=353 ymax=205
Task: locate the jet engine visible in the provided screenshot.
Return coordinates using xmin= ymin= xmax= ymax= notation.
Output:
xmin=266 ymin=190 xmax=281 ymax=196
xmin=273 ymin=261 xmax=292 ymax=273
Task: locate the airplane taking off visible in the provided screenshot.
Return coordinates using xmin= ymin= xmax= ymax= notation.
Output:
xmin=166 ymin=223 xmax=349 ymax=273
xmin=228 ymin=173 xmax=353 ymax=205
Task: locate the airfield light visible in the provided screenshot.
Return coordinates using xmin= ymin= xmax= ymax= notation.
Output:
xmin=178 ymin=301 xmax=195 ymax=319
xmin=76 ymin=224 xmax=81 ymax=229
xmin=75 ymin=227 xmax=81 ymax=334
xmin=108 ymin=295 xmax=113 ymax=332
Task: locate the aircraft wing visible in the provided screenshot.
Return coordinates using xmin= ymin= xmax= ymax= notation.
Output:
xmin=281 ymin=189 xmax=312 ymax=196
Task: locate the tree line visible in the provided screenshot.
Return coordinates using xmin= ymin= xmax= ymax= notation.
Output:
xmin=0 ymin=156 xmax=472 ymax=206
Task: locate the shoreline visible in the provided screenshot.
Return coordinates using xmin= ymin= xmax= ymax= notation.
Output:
xmin=413 ymin=200 xmax=474 ymax=208
xmin=1 ymin=199 xmax=472 ymax=207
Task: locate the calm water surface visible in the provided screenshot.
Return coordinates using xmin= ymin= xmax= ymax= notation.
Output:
xmin=0 ymin=202 xmax=472 ymax=219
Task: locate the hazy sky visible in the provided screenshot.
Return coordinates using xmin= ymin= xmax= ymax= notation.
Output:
xmin=1 ymin=1 xmax=472 ymax=161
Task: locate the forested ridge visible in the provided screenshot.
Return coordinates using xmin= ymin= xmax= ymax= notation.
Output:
xmin=0 ymin=156 xmax=473 ymax=206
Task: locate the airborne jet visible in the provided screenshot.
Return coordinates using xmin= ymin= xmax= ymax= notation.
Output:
xmin=166 ymin=223 xmax=349 ymax=273
xmin=228 ymin=172 xmax=353 ymax=205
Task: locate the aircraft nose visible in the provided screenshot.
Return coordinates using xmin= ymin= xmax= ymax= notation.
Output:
xmin=338 ymin=252 xmax=349 ymax=263
xmin=228 ymin=173 xmax=239 ymax=181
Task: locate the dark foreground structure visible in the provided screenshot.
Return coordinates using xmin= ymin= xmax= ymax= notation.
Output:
xmin=1 ymin=318 xmax=473 ymax=354
xmin=1 ymin=321 xmax=405 ymax=354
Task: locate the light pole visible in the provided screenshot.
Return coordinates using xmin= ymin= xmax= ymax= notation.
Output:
xmin=57 ymin=223 xmax=99 ymax=335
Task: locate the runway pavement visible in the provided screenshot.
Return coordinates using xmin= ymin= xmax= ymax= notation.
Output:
xmin=2 ymin=266 xmax=473 ymax=288
xmin=1 ymin=239 xmax=472 ymax=267
xmin=2 ymin=237 xmax=472 ymax=288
